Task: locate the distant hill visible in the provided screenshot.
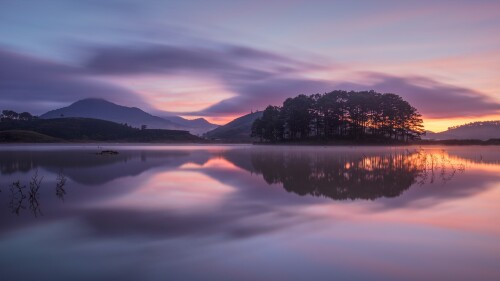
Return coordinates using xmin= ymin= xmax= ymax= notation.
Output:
xmin=41 ymin=99 xmax=218 ymax=134
xmin=161 ymin=115 xmax=219 ymax=135
xmin=0 ymin=118 xmax=202 ymax=142
xmin=204 ymin=111 xmax=263 ymax=141
xmin=425 ymin=121 xmax=500 ymax=140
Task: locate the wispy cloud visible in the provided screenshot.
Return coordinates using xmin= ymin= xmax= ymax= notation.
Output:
xmin=0 ymin=49 xmax=146 ymax=114
xmin=78 ymin=40 xmax=500 ymax=119
xmin=334 ymin=73 xmax=500 ymax=118
xmin=83 ymin=43 xmax=311 ymax=79
xmin=1 ymin=40 xmax=498 ymax=120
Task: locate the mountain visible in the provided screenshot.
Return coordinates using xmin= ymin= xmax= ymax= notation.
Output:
xmin=41 ymin=98 xmax=177 ymax=129
xmin=41 ymin=99 xmax=218 ymax=134
xmin=161 ymin=115 xmax=219 ymax=135
xmin=0 ymin=118 xmax=201 ymax=142
xmin=204 ymin=111 xmax=263 ymax=141
xmin=425 ymin=121 xmax=500 ymax=140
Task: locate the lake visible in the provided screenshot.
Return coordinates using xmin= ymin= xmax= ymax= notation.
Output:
xmin=0 ymin=144 xmax=499 ymax=281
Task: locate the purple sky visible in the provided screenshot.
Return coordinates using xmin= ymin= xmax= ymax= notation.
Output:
xmin=0 ymin=0 xmax=499 ymax=130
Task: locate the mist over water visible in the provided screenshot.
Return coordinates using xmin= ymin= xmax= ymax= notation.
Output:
xmin=0 ymin=145 xmax=499 ymax=281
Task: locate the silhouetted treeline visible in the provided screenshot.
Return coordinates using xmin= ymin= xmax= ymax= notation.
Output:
xmin=1 ymin=110 xmax=37 ymax=121
xmin=251 ymin=90 xmax=424 ymax=142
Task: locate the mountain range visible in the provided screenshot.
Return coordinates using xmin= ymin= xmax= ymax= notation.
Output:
xmin=424 ymin=121 xmax=500 ymax=140
xmin=20 ymin=99 xmax=500 ymax=142
xmin=41 ymin=99 xmax=218 ymax=135
xmin=39 ymin=98 xmax=263 ymax=141
xmin=204 ymin=111 xmax=263 ymax=141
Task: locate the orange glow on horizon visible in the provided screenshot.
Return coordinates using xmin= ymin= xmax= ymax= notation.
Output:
xmin=423 ymin=114 xmax=500 ymax=132
xmin=104 ymin=75 xmax=236 ymax=114
xmin=179 ymin=114 xmax=242 ymax=126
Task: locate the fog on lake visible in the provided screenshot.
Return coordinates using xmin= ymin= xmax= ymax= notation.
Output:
xmin=0 ymin=145 xmax=499 ymax=281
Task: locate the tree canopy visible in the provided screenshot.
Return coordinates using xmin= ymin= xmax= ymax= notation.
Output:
xmin=1 ymin=110 xmax=36 ymax=121
xmin=251 ymin=90 xmax=424 ymax=142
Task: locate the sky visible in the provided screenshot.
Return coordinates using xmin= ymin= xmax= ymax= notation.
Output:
xmin=0 ymin=0 xmax=499 ymax=131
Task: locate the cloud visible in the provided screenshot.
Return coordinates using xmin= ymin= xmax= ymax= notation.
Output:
xmin=2 ymin=41 xmax=498 ymax=120
xmin=83 ymin=44 xmax=309 ymax=80
xmin=81 ymin=43 xmax=500 ymax=119
xmin=0 ymin=49 xmax=146 ymax=114
xmin=199 ymin=78 xmax=333 ymax=115
xmin=83 ymin=43 xmax=331 ymax=115
xmin=198 ymin=73 xmax=500 ymax=118
xmin=334 ymin=73 xmax=500 ymax=118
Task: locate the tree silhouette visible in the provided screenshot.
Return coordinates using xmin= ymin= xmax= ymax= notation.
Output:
xmin=252 ymin=90 xmax=424 ymax=142
xmin=251 ymin=105 xmax=284 ymax=142
xmin=1 ymin=110 xmax=37 ymax=121
xmin=19 ymin=112 xmax=34 ymax=121
xmin=1 ymin=110 xmax=19 ymax=121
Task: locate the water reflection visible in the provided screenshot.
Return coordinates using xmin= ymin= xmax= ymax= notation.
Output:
xmin=5 ymin=170 xmax=49 ymax=217
xmin=246 ymin=149 xmax=466 ymax=200
xmin=0 ymin=145 xmax=499 ymax=281
xmin=0 ymin=149 xmax=203 ymax=185
xmin=0 ymin=146 xmax=493 ymax=213
xmin=27 ymin=170 xmax=43 ymax=217
xmin=8 ymin=180 xmax=26 ymax=215
xmin=55 ymin=171 xmax=67 ymax=200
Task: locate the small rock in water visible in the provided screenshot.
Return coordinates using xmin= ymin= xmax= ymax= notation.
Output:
xmin=96 ymin=150 xmax=119 ymax=155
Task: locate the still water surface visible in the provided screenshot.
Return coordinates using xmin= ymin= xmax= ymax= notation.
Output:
xmin=0 ymin=145 xmax=499 ymax=281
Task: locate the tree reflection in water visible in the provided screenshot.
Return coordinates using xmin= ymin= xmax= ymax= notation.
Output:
xmin=249 ymin=149 xmax=465 ymax=200
xmin=5 ymin=170 xmax=67 ymax=217
xmin=8 ymin=180 xmax=26 ymax=215
xmin=27 ymin=170 xmax=43 ymax=217
xmin=0 ymin=148 xmax=469 ymax=216
xmin=55 ymin=171 xmax=67 ymax=201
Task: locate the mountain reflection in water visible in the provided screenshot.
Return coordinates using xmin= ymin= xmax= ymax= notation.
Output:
xmin=0 ymin=146 xmax=494 ymax=215
xmin=0 ymin=145 xmax=499 ymax=281
xmin=0 ymin=147 xmax=473 ymax=207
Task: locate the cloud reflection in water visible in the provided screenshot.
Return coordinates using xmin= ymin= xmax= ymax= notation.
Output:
xmin=0 ymin=145 xmax=499 ymax=281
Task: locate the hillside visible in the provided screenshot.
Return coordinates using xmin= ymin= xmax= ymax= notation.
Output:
xmin=0 ymin=130 xmax=62 ymax=143
xmin=425 ymin=121 xmax=500 ymax=140
xmin=204 ymin=111 xmax=263 ymax=141
xmin=41 ymin=98 xmax=218 ymax=134
xmin=0 ymin=118 xmax=202 ymax=142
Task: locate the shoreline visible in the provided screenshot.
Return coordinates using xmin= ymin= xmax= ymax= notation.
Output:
xmin=1 ymin=140 xmax=499 ymax=146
